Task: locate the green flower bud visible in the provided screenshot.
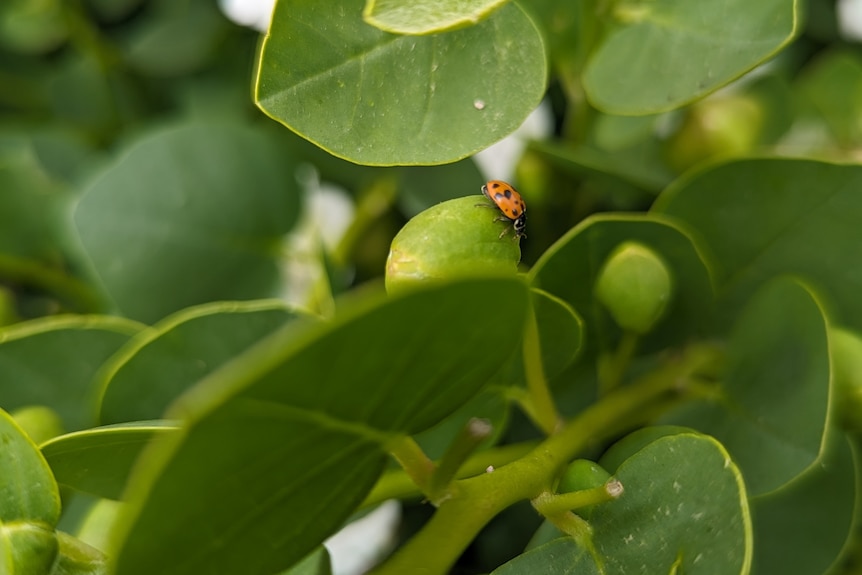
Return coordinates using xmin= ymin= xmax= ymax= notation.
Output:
xmin=831 ymin=327 xmax=862 ymax=432
xmin=558 ymin=459 xmax=611 ymax=494
xmin=385 ymin=196 xmax=520 ymax=295
xmin=595 ymin=242 xmax=673 ymax=334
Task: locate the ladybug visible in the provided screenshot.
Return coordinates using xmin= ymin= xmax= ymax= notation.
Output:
xmin=478 ymin=180 xmax=527 ymax=239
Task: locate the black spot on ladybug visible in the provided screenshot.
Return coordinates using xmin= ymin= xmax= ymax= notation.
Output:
xmin=491 ymin=182 xmax=501 ymax=189
xmin=504 ymin=189 xmax=512 ymax=199
xmin=512 ymin=208 xmax=520 ymax=216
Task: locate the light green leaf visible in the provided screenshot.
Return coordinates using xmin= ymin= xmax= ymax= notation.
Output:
xmin=0 ymin=316 xmax=142 ymax=432
xmin=73 ymin=121 xmax=301 ymax=323
xmin=255 ymin=0 xmax=546 ymax=165
xmin=583 ymin=0 xmax=798 ymax=114
xmin=662 ymin=277 xmax=831 ymax=496
xmin=0 ymin=408 xmax=60 ymax=525
xmin=111 ymin=278 xmax=529 ymax=575
xmin=495 ymin=432 xmax=751 ymax=574
xmin=98 ymin=300 xmax=308 ymax=425
xmin=653 ymin=158 xmax=862 ymax=332
xmin=52 ymin=531 xmax=109 ymax=575
xmin=363 ymin=0 xmax=509 ymax=35
xmin=41 ymin=422 xmax=178 ymax=500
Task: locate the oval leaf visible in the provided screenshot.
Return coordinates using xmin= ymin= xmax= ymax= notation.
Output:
xmin=0 ymin=316 xmax=141 ymax=432
xmin=495 ymin=432 xmax=751 ymax=574
xmin=73 ymin=122 xmax=301 ymax=323
xmin=41 ymin=422 xmax=178 ymax=500
xmin=110 ymin=278 xmax=529 ymax=575
xmin=583 ymin=0 xmax=797 ymax=113
xmin=364 ymin=0 xmax=509 ymax=35
xmin=98 ymin=300 xmax=307 ymax=425
xmin=529 ymin=214 xmax=714 ymax=362
xmin=654 ymin=158 xmax=862 ymax=333
xmin=255 ymin=0 xmax=546 ymax=165
xmin=661 ymin=277 xmax=831 ymax=496
xmin=0 ymin=408 xmax=60 ymax=525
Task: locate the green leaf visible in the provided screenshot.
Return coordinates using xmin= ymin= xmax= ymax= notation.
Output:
xmin=653 ymin=158 xmax=862 ymax=332
xmin=495 ymin=432 xmax=751 ymax=574
xmin=255 ymin=0 xmax=546 ymax=165
xmin=750 ymin=430 xmax=855 ymax=575
xmin=0 ymin=316 xmax=142 ymax=432
xmin=73 ymin=122 xmax=301 ymax=323
xmin=1 ymin=522 xmax=59 ymax=575
xmin=53 ymin=531 xmax=109 ymax=575
xmin=529 ymin=214 xmax=713 ymax=362
xmin=583 ymin=0 xmax=798 ymax=114
xmin=396 ymin=160 xmax=483 ymax=217
xmin=278 ymin=547 xmax=331 ymax=575
xmin=363 ymin=0 xmax=509 ymax=35
xmin=111 ymin=278 xmax=530 ymax=575
xmin=662 ymin=277 xmax=831 ymax=496
xmin=41 ymin=422 xmax=178 ymax=500
xmin=797 ymin=50 xmax=862 ymax=148
xmin=98 ymin=301 xmax=308 ymax=425
xmin=0 ymin=407 xmax=60 ymax=525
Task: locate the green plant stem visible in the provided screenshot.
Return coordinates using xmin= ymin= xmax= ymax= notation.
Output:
xmin=386 ymin=435 xmax=436 ymax=499
xmin=361 ymin=441 xmax=539 ymax=509
xmin=598 ymin=330 xmax=639 ymax=395
xmin=532 ymin=479 xmax=623 ymax=517
xmin=428 ymin=418 xmax=493 ymax=503
xmin=522 ymin=302 xmax=563 ymax=435
xmin=371 ymin=370 xmax=676 ymax=575
xmin=371 ymin=343 xmax=722 ymax=574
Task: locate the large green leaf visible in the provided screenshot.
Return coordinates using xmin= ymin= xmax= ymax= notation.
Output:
xmin=494 ymin=431 xmax=751 ymax=574
xmin=41 ymin=422 xmax=177 ymax=500
xmin=529 ymin=214 xmax=714 ymax=361
xmin=110 ymin=278 xmax=530 ymax=575
xmin=750 ymin=430 xmax=855 ymax=575
xmin=0 ymin=316 xmax=142 ymax=432
xmin=73 ymin=121 xmax=301 ymax=323
xmin=583 ymin=0 xmax=798 ymax=114
xmin=255 ymin=0 xmax=546 ymax=165
xmin=0 ymin=408 xmax=60 ymax=524
xmin=653 ymin=158 xmax=862 ymax=332
xmin=662 ymin=277 xmax=831 ymax=496
xmin=363 ymin=0 xmax=509 ymax=34
xmin=98 ymin=300 xmax=307 ymax=425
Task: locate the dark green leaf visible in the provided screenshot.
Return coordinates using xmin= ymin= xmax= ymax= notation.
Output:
xmin=529 ymin=214 xmax=714 ymax=361
xmin=73 ymin=122 xmax=301 ymax=323
xmin=662 ymin=277 xmax=831 ymax=495
xmin=98 ymin=301 xmax=308 ymax=425
xmin=41 ymin=422 xmax=178 ymax=500
xmin=653 ymin=158 xmax=862 ymax=331
xmin=583 ymin=0 xmax=797 ymax=114
xmin=255 ymin=0 xmax=546 ymax=165
xmin=0 ymin=317 xmax=142 ymax=432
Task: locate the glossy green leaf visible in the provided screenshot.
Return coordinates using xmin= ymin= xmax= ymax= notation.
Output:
xmin=41 ymin=422 xmax=178 ymax=500
xmin=653 ymin=158 xmax=862 ymax=332
xmin=255 ymin=0 xmax=546 ymax=165
xmin=98 ymin=301 xmax=307 ymax=425
xmin=0 ymin=408 xmax=60 ymax=525
xmin=662 ymin=277 xmax=831 ymax=496
xmin=111 ymin=278 xmax=530 ymax=575
xmin=363 ymin=0 xmax=508 ymax=34
xmin=583 ymin=0 xmax=798 ymax=114
xmin=750 ymin=431 xmax=855 ymax=575
xmin=1 ymin=522 xmax=58 ymax=575
xmin=73 ymin=121 xmax=301 ymax=323
xmin=529 ymin=214 xmax=713 ymax=361
xmin=495 ymin=432 xmax=751 ymax=574
xmin=0 ymin=316 xmax=142 ymax=432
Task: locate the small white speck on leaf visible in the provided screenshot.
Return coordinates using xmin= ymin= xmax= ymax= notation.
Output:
xmin=473 ymin=99 xmax=486 ymax=110
xmin=485 ymin=465 xmax=495 ymax=473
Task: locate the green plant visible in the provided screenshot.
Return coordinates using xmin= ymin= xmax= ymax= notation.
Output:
xmin=2 ymin=0 xmax=862 ymax=574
